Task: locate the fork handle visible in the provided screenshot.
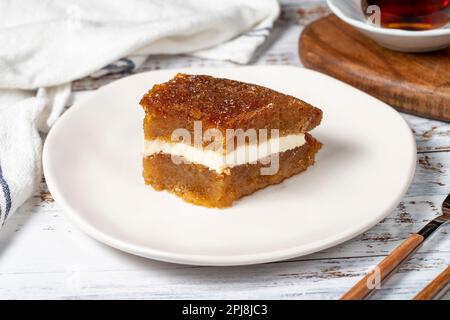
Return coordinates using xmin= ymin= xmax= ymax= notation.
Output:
xmin=341 ymin=233 xmax=424 ymax=300
xmin=413 ymin=265 xmax=450 ymax=300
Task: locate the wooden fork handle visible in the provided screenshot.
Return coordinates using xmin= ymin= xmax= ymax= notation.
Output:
xmin=413 ymin=265 xmax=450 ymax=300
xmin=341 ymin=233 xmax=424 ymax=300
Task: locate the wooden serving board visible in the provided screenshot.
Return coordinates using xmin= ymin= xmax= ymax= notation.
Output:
xmin=299 ymin=15 xmax=450 ymax=122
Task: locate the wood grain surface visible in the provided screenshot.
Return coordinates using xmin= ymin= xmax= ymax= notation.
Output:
xmin=0 ymin=0 xmax=449 ymax=300
xmin=299 ymin=15 xmax=450 ymax=122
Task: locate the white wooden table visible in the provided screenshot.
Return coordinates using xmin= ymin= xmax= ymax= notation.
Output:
xmin=0 ymin=0 xmax=449 ymax=300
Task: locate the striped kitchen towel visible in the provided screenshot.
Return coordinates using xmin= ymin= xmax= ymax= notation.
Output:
xmin=0 ymin=0 xmax=279 ymax=227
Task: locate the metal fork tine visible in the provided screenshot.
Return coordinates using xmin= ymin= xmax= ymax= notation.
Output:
xmin=442 ymin=193 xmax=450 ymax=214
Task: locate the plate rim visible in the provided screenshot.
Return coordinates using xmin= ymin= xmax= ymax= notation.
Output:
xmin=43 ymin=65 xmax=417 ymax=266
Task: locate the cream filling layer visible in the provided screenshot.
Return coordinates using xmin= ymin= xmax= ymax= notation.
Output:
xmin=143 ymin=134 xmax=306 ymax=173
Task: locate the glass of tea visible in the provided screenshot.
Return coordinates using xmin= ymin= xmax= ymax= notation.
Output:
xmin=362 ymin=0 xmax=450 ymax=30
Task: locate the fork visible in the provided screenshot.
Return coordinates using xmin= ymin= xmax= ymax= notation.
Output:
xmin=341 ymin=193 xmax=450 ymax=300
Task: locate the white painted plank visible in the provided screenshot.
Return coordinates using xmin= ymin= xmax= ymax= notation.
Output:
xmin=0 ymin=181 xmax=448 ymax=299
xmin=402 ymin=114 xmax=450 ymax=153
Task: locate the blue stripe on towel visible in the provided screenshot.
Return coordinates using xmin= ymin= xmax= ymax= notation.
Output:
xmin=0 ymin=164 xmax=12 ymax=221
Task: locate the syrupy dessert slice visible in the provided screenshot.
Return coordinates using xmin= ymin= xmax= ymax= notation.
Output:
xmin=139 ymin=73 xmax=323 ymax=208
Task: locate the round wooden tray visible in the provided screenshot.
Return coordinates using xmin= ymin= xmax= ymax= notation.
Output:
xmin=300 ymin=15 xmax=450 ymax=122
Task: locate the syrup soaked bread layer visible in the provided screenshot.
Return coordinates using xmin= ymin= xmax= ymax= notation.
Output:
xmin=140 ymin=73 xmax=323 ymax=141
xmin=143 ymin=134 xmax=322 ymax=208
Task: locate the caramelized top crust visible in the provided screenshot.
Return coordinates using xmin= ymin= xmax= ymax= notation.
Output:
xmin=140 ymin=73 xmax=322 ymax=136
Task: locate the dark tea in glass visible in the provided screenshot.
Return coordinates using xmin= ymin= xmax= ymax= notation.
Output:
xmin=362 ymin=0 xmax=450 ymax=30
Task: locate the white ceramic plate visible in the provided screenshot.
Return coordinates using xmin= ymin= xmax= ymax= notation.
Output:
xmin=328 ymin=0 xmax=450 ymax=52
xmin=43 ymin=66 xmax=416 ymax=266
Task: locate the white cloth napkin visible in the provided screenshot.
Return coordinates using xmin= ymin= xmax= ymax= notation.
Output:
xmin=0 ymin=0 xmax=279 ymax=226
